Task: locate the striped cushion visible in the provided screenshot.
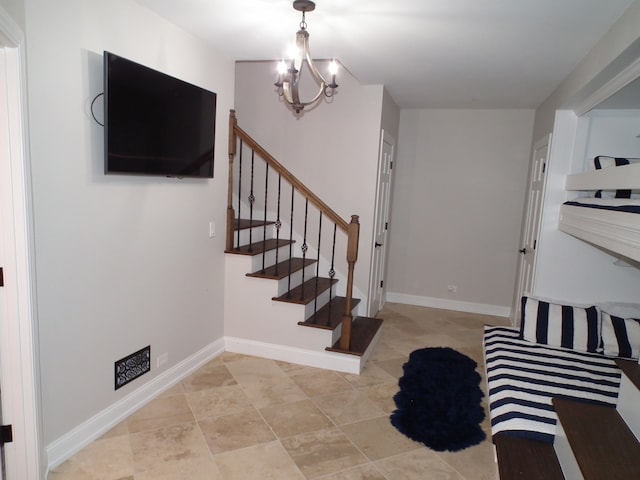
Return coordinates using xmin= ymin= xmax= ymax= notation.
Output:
xmin=593 ymin=156 xmax=635 ymax=198
xmin=600 ymin=312 xmax=640 ymax=359
xmin=520 ymin=297 xmax=600 ymax=353
xmin=484 ymin=326 xmax=620 ymax=443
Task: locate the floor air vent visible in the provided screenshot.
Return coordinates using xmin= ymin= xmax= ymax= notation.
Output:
xmin=114 ymin=346 xmax=150 ymax=390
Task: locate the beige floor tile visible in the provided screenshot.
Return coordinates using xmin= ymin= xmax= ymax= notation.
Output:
xmin=213 ymin=441 xmax=305 ymax=480
xmin=186 ymin=383 xmax=253 ymax=420
xmin=359 ymin=382 xmax=399 ymax=414
xmin=374 ymin=357 xmax=406 ymax=378
xmin=291 ymin=369 xmax=354 ymax=397
xmin=313 ymin=389 xmax=385 ymax=425
xmin=48 ymin=436 xmax=134 ymax=480
xmin=275 ymin=360 xmax=324 ymax=376
xmin=198 ymin=406 xmax=276 ymax=454
xmin=341 ymin=415 xmax=422 ymax=461
xmin=436 ymin=439 xmax=498 ymax=480
xmin=130 ymin=422 xmax=219 ymax=480
xmin=375 ymin=449 xmax=465 ymax=480
xmin=340 ymin=362 xmax=396 ymax=388
xmin=366 ymin=339 xmax=405 ymax=363
xmin=127 ymin=394 xmax=194 ymax=434
xmin=260 ymin=399 xmax=334 ymax=438
xmin=316 ymin=463 xmax=387 ymax=480
xmin=224 ymin=356 xmax=287 ymax=385
xmin=281 ymin=428 xmax=368 ymax=479
xmin=239 ymin=375 xmax=308 ymax=409
xmin=180 ymin=361 xmax=237 ymax=392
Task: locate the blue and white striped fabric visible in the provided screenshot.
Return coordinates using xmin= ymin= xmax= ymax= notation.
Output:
xmin=484 ymin=326 xmax=620 ymax=443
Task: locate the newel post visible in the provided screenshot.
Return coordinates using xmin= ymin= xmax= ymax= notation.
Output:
xmin=340 ymin=215 xmax=360 ymax=351
xmin=226 ymin=110 xmax=238 ymax=251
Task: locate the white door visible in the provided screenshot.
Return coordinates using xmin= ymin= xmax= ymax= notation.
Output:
xmin=368 ymin=130 xmax=395 ymax=316
xmin=512 ymin=134 xmax=551 ymax=325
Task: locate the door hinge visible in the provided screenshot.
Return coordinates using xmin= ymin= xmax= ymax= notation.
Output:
xmin=390 ymin=161 xmax=393 ymax=170
xmin=533 ymin=239 xmax=537 ymax=249
xmin=0 ymin=267 xmax=3 ymax=287
xmin=542 ymin=163 xmax=546 ymax=173
xmin=0 ymin=425 xmax=12 ymax=445
xmin=385 ymin=222 xmax=388 ymax=230
xmin=380 ymin=280 xmax=384 ymax=288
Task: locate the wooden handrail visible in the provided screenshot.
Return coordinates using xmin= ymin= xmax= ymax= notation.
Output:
xmin=227 ymin=110 xmax=359 ymax=352
xmin=230 ymin=113 xmax=349 ymax=234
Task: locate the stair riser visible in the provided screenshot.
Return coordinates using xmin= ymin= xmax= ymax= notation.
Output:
xmin=236 ymin=224 xmax=276 ymax=246
xmin=303 ymin=286 xmax=337 ymax=319
xmin=275 ymin=264 xmax=320 ymax=296
xmin=553 ymin=419 xmax=584 ymax=480
xmin=618 ymin=373 xmax=640 ymax=441
xmin=249 ymin=245 xmax=292 ymax=272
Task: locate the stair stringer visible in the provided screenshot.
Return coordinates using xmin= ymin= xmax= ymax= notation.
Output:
xmin=223 ymin=253 xmax=365 ymax=374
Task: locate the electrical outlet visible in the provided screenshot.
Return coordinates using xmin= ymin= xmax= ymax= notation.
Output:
xmin=447 ymin=285 xmax=458 ymax=293
xmin=157 ymin=352 xmax=168 ymax=368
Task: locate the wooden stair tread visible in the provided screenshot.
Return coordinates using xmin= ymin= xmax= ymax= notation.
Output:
xmin=273 ymin=277 xmax=338 ymax=305
xmin=298 ymin=297 xmax=361 ymax=330
xmin=493 ymin=433 xmax=564 ymax=480
xmin=616 ymin=358 xmax=640 ymax=391
xmin=552 ymin=397 xmax=640 ymax=479
xmin=326 ymin=317 xmax=383 ymax=356
xmin=225 ymin=238 xmax=293 ymax=255
xmin=234 ymin=218 xmax=274 ymax=230
xmin=247 ymin=257 xmax=316 ymax=280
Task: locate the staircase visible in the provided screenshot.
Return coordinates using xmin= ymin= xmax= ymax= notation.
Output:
xmin=223 ymin=111 xmax=382 ymax=374
xmin=495 ymin=359 xmax=640 ymax=479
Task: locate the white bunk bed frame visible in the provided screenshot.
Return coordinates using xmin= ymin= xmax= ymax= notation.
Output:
xmin=559 ymin=162 xmax=640 ymax=263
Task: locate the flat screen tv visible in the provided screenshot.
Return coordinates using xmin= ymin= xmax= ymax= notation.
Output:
xmin=104 ymin=51 xmax=216 ymax=178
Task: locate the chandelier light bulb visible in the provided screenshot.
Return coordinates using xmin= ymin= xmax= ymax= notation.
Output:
xmin=328 ymin=59 xmax=339 ymax=76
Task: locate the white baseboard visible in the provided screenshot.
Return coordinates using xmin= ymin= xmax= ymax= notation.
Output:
xmin=385 ymin=292 xmax=511 ymax=318
xmin=46 ymin=338 xmax=225 ymax=471
xmin=224 ymin=337 xmax=362 ymax=374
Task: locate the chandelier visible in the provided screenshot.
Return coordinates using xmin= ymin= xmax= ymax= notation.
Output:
xmin=275 ymin=0 xmax=338 ymax=113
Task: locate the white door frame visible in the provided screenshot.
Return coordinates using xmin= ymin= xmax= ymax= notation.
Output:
xmin=367 ymin=130 xmax=395 ymax=316
xmin=510 ymin=134 xmax=551 ymax=326
xmin=0 ymin=6 xmax=44 ymax=479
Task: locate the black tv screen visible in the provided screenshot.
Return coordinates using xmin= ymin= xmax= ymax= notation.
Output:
xmin=104 ymin=51 xmax=216 ymax=178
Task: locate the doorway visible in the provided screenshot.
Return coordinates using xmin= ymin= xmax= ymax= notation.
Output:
xmin=511 ymin=134 xmax=551 ymax=326
xmin=0 ymin=10 xmax=44 ymax=479
xmin=368 ymin=130 xmax=395 ymax=316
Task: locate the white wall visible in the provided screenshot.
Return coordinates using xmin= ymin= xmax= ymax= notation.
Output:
xmin=233 ymin=61 xmax=392 ymax=301
xmin=387 ymin=109 xmax=535 ymax=314
xmin=23 ymin=0 xmax=234 ymax=447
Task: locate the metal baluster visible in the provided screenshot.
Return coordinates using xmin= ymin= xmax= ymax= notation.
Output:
xmin=261 ymin=163 xmax=269 ymax=273
xmin=248 ymin=150 xmax=255 ymax=252
xmin=274 ymin=174 xmax=282 ymax=276
xmin=287 ymin=185 xmax=295 ymax=298
xmin=313 ymin=211 xmax=322 ymax=317
xmin=236 ymin=140 xmax=243 ymax=250
xmin=328 ymin=224 xmax=337 ymax=325
xmin=300 ymin=199 xmax=309 ymax=301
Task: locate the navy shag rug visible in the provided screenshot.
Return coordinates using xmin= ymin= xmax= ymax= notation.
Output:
xmin=390 ymin=347 xmax=486 ymax=452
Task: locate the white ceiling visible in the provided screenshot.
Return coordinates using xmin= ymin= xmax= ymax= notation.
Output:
xmin=135 ymin=0 xmax=635 ymax=109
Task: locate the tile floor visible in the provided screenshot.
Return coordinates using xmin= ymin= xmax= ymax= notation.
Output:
xmin=48 ymin=303 xmax=511 ymax=480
